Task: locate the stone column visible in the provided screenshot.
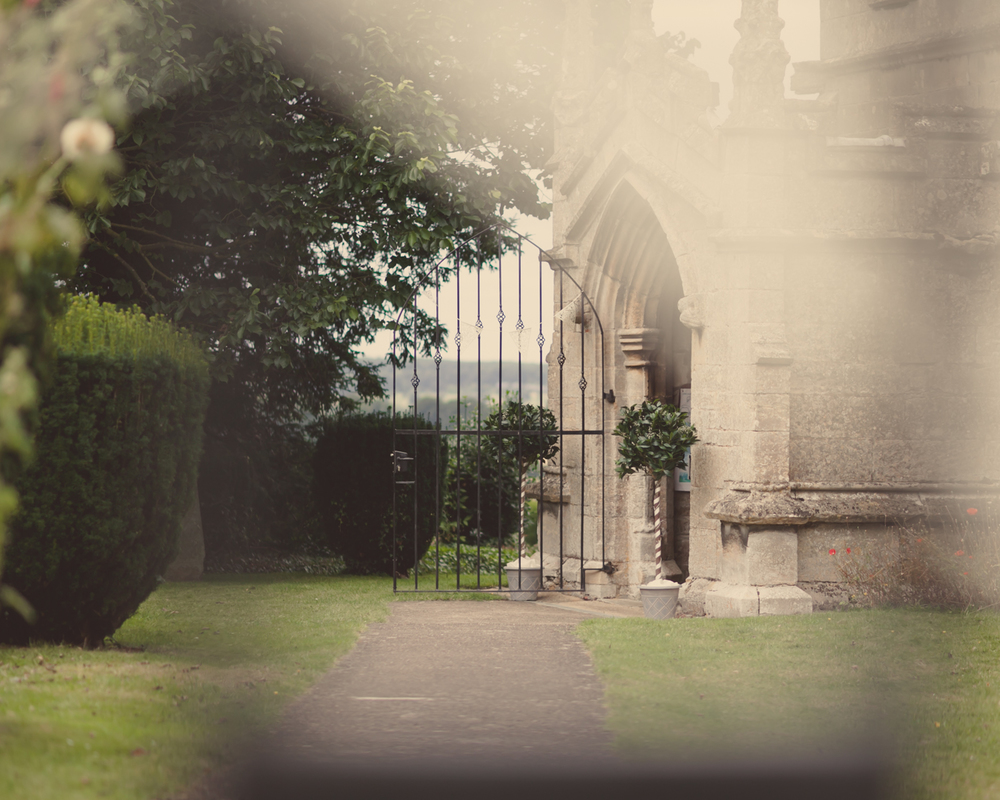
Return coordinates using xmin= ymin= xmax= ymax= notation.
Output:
xmin=727 ymin=0 xmax=790 ymax=130
xmin=703 ymin=492 xmax=813 ymax=616
xmin=552 ymin=0 xmax=596 ymax=176
xmin=693 ymin=0 xmax=810 ymax=617
xmin=618 ymin=328 xmax=659 ymax=402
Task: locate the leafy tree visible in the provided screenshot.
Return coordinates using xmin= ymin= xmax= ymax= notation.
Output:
xmin=74 ymin=0 xmax=561 ymax=419
xmin=440 ymin=398 xmax=556 ymax=557
xmin=614 ymin=399 xmax=697 ymax=481
xmin=69 ymin=0 xmax=562 ymax=557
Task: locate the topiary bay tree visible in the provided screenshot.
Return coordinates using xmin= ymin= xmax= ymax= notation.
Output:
xmin=613 ymin=398 xmax=698 ymax=581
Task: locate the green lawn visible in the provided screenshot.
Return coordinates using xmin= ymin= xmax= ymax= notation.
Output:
xmin=575 ymin=608 xmax=1000 ymax=799
xmin=2 ymin=577 xmax=998 ymax=800
xmin=0 ymin=575 xmax=395 ymax=800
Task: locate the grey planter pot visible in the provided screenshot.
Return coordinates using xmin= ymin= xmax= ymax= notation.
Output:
xmin=505 ymin=566 xmax=542 ymax=601
xmin=639 ymin=581 xmax=680 ymax=619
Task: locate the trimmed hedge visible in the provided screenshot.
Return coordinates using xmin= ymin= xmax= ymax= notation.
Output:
xmin=0 ymin=296 xmax=209 ymax=646
xmin=313 ymin=412 xmax=440 ymax=575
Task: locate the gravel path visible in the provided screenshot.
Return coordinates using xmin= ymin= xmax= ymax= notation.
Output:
xmin=264 ymin=600 xmax=619 ymax=765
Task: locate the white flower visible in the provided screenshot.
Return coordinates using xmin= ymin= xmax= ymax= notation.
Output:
xmin=60 ymin=118 xmax=115 ymax=160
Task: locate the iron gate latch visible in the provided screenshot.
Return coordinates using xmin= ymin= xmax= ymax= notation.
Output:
xmin=392 ymin=450 xmax=414 ymax=485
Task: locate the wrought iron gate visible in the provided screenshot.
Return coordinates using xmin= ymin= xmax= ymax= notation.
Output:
xmin=391 ymin=225 xmax=606 ymax=594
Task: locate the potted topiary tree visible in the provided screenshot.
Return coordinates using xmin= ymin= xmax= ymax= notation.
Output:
xmin=483 ymin=399 xmax=558 ymax=600
xmin=613 ymin=398 xmax=699 ymax=618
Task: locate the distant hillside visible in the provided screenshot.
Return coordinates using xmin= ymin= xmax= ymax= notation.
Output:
xmin=356 ymin=360 xmax=548 ymax=422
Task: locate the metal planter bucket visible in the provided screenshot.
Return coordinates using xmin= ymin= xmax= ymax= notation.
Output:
xmin=505 ymin=566 xmax=542 ymax=601
xmin=639 ymin=581 xmax=680 ymax=619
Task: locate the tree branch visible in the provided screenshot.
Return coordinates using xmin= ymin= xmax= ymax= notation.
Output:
xmin=134 ymin=247 xmax=182 ymax=288
xmin=110 ymin=223 xmax=240 ymax=256
xmin=96 ymin=244 xmax=156 ymax=304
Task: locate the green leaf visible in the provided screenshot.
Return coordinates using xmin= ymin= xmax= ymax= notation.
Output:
xmin=0 ymin=586 xmax=35 ymax=624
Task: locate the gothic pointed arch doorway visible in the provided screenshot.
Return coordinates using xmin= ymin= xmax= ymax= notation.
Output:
xmin=589 ymin=180 xmax=694 ymax=590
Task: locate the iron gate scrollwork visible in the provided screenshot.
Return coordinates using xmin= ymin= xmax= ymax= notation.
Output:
xmin=391 ymin=225 xmax=606 ymax=594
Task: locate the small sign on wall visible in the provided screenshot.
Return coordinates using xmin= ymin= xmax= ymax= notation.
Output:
xmin=674 ymin=387 xmax=692 ymax=492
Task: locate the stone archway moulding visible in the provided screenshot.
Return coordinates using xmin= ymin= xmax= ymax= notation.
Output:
xmin=564 ymin=175 xmax=698 ymax=593
xmin=572 ymin=174 xmax=708 ymax=337
xmin=562 ymin=165 xmax=712 ymax=310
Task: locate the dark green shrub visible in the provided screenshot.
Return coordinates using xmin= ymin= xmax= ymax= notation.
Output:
xmin=417 ymin=542 xmax=520 ymax=578
xmin=482 ymin=399 xmax=558 ymax=551
xmin=198 ymin=382 xmax=326 ymax=569
xmin=438 ymin=399 xmax=557 ymax=550
xmin=0 ymin=296 xmax=209 ymax=646
xmin=441 ymin=418 xmax=521 ymax=547
xmin=313 ymin=412 xmax=441 ymax=575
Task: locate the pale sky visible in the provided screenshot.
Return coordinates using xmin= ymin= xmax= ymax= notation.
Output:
xmin=363 ymin=1 xmax=821 ymax=366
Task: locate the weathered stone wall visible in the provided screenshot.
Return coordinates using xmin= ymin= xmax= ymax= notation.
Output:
xmin=820 ymin=0 xmax=1000 ymax=60
xmin=784 ymin=39 xmax=1000 ymax=491
xmin=547 ymin=0 xmax=999 ymax=612
xmin=795 ymin=0 xmax=1000 ymax=135
xmin=786 ymin=245 xmax=999 ymax=488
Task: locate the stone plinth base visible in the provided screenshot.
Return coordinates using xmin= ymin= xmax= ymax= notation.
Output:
xmin=678 ymin=577 xmax=713 ymax=616
xmin=705 ymin=584 xmax=760 ymax=617
xmin=539 ymin=556 xmax=619 ymax=598
xmin=705 ymin=583 xmax=813 ymax=617
xmin=582 ymin=565 xmax=618 ymax=599
xmin=758 ymin=585 xmax=813 ymax=616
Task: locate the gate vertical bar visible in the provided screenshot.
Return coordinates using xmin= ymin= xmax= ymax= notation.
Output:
xmin=578 ymin=275 xmax=586 ymax=593
xmin=514 ymin=240 xmax=528 ymax=568
xmin=434 ymin=259 xmax=442 ymax=590
xmin=601 ymin=303 xmax=607 ymax=566
xmin=475 ymin=252 xmax=483 ymax=587
xmin=557 ymin=266 xmax=565 ymax=587
xmin=454 ymin=252 xmax=462 ymax=590
xmin=496 ymin=242 xmax=505 ymax=580
xmin=411 ymin=288 xmax=420 ymax=590
xmin=535 ymin=251 xmax=545 ymax=582
xmin=391 ymin=318 xmax=398 ymax=593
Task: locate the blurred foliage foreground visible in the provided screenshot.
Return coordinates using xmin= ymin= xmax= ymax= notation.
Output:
xmin=0 ymin=0 xmax=131 ymax=620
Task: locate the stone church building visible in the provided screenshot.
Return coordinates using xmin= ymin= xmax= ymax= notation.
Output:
xmin=540 ymin=0 xmax=1000 ymax=615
